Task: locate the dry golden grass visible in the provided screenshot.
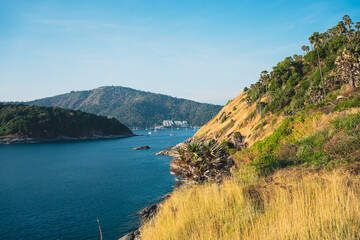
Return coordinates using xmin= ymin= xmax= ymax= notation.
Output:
xmin=194 ymin=91 xmax=284 ymax=147
xmin=194 ymin=88 xmax=360 ymax=150
xmin=140 ymin=165 xmax=360 ymax=240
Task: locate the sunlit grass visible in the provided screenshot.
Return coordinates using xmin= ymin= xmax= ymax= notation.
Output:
xmin=140 ymin=165 xmax=360 ymax=240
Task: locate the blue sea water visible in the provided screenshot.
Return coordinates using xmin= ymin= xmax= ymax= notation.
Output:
xmin=0 ymin=129 xmax=194 ymax=240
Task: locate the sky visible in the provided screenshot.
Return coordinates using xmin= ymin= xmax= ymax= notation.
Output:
xmin=0 ymin=0 xmax=360 ymax=105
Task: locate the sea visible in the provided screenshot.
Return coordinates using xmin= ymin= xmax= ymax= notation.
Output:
xmin=0 ymin=128 xmax=195 ymax=240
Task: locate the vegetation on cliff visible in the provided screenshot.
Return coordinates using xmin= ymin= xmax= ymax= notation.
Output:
xmin=0 ymin=103 xmax=132 ymax=139
xmin=25 ymin=86 xmax=222 ymax=128
xmin=139 ymin=15 xmax=360 ymax=239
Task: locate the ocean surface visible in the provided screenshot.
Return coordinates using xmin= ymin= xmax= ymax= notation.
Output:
xmin=0 ymin=129 xmax=195 ymax=240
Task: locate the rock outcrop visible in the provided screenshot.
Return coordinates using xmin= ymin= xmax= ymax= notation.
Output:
xmin=132 ymin=146 xmax=150 ymax=150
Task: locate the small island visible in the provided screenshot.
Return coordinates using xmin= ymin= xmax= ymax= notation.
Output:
xmin=0 ymin=103 xmax=133 ymax=144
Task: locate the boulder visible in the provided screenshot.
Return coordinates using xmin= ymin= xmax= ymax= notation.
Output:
xmin=138 ymin=204 xmax=158 ymax=222
xmin=132 ymin=146 xmax=150 ymax=150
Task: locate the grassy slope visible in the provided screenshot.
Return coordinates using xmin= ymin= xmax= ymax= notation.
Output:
xmin=194 ymin=91 xmax=284 ymax=147
xmin=141 ymin=164 xmax=360 ymax=240
xmin=140 ymin=16 xmax=360 ymax=239
xmin=141 ymin=95 xmax=360 ymax=239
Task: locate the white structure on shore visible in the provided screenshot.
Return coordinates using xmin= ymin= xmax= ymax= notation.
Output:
xmin=162 ymin=120 xmax=189 ymax=128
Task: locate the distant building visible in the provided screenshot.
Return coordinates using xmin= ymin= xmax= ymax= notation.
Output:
xmin=162 ymin=120 xmax=189 ymax=128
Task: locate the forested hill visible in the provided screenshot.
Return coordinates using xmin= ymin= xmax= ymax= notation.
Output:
xmin=0 ymin=103 xmax=132 ymax=140
xmin=25 ymin=86 xmax=223 ymax=128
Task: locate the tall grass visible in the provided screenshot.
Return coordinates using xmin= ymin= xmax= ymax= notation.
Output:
xmin=140 ymin=166 xmax=360 ymax=240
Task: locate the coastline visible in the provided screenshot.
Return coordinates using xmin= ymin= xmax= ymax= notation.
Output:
xmin=119 ymin=140 xmax=191 ymax=240
xmin=0 ymin=134 xmax=135 ymax=145
xmin=155 ymin=138 xmax=193 ymax=157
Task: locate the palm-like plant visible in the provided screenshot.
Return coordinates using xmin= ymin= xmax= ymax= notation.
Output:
xmin=309 ymin=32 xmax=326 ymax=98
xmin=170 ymin=140 xmax=232 ymax=184
xmin=301 ymin=45 xmax=310 ymax=55
xmin=343 ymin=15 xmax=354 ymax=37
xmin=355 ymin=22 xmax=360 ymax=31
xmin=336 ymin=21 xmax=347 ymax=36
xmin=260 ymin=70 xmax=270 ymax=99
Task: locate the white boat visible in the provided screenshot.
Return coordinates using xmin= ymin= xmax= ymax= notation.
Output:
xmin=170 ymin=126 xmax=174 ymax=136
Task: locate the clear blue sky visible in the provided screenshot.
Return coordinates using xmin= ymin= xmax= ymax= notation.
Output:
xmin=1 ymin=0 xmax=360 ymax=105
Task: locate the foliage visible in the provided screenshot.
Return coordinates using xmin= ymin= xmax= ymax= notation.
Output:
xmin=244 ymin=15 xmax=360 ymax=118
xmin=0 ymin=103 xmax=132 ymax=138
xmin=240 ymin=112 xmax=360 ymax=175
xmin=221 ymin=114 xmax=228 ymax=123
xmin=170 ymin=140 xmax=233 ymax=184
xmin=245 ymin=110 xmax=257 ymax=121
xmin=333 ymin=95 xmax=360 ymax=111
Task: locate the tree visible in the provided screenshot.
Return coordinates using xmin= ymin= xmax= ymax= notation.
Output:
xmin=301 ymin=45 xmax=307 ymax=55
xmin=270 ymin=69 xmax=279 ymax=94
xmin=309 ymin=32 xmax=326 ymax=98
xmin=355 ymin=22 xmax=360 ymax=31
xmin=336 ymin=21 xmax=347 ymax=36
xmin=343 ymin=15 xmax=354 ymax=37
xmin=260 ymin=70 xmax=270 ymax=99
xmin=305 ymin=45 xmax=310 ymax=53
xmin=255 ymin=81 xmax=263 ymax=122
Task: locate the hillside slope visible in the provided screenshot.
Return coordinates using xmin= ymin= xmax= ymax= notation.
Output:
xmin=138 ymin=15 xmax=360 ymax=240
xmin=0 ymin=103 xmax=132 ymax=143
xmin=25 ymin=86 xmax=222 ymax=128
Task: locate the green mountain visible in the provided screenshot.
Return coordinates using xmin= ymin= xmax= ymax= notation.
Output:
xmin=25 ymin=86 xmax=223 ymax=128
xmin=0 ymin=103 xmax=132 ymax=140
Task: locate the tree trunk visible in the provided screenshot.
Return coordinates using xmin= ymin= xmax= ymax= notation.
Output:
xmin=316 ymin=48 xmax=326 ymax=98
xmin=266 ymin=80 xmax=268 ymax=100
xmin=349 ymin=71 xmax=355 ymax=89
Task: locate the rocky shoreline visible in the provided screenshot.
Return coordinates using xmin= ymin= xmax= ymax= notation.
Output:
xmin=118 ymin=142 xmax=188 ymax=240
xmin=155 ymin=138 xmax=193 ymax=157
xmin=119 ymin=193 xmax=172 ymax=240
xmin=0 ymin=134 xmax=135 ymax=145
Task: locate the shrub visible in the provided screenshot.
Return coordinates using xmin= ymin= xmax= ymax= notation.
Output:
xmin=333 ymin=96 xmax=360 ymax=112
xmin=251 ymin=155 xmax=282 ymax=175
xmin=245 ymin=110 xmax=256 ymax=121
xmin=228 ymin=148 xmax=237 ymax=155
xmin=221 ymin=114 xmax=227 ymax=123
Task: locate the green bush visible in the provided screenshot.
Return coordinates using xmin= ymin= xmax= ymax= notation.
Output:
xmin=228 ymin=148 xmax=237 ymax=155
xmin=331 ymin=112 xmax=360 ymax=135
xmin=333 ymin=96 xmax=360 ymax=112
xmin=221 ymin=114 xmax=227 ymax=123
xmin=245 ymin=110 xmax=256 ymax=121
xmin=251 ymin=155 xmax=284 ymax=176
